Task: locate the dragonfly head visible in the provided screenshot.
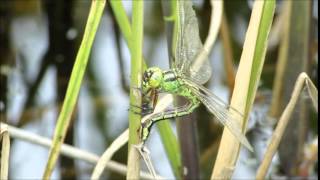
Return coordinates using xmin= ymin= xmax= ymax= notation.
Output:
xmin=143 ymin=67 xmax=163 ymax=91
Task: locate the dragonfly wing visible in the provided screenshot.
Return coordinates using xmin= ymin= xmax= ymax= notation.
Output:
xmin=183 ymin=78 xmax=253 ymax=151
xmin=175 ymin=0 xmax=212 ymax=85
xmin=174 ymin=0 xmax=186 ymax=72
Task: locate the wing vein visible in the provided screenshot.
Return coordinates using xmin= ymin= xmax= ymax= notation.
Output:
xmin=182 ymin=78 xmax=253 ymax=151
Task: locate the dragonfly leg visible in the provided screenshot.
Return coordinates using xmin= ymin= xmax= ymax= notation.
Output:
xmin=129 ymin=90 xmax=158 ymax=116
xmin=131 ymin=86 xmax=143 ymax=93
xmin=150 ymin=102 xmax=200 ymax=121
xmin=129 ymin=103 xmax=154 ymax=116
xmin=140 ymin=101 xmax=200 ymax=143
xmin=131 ymin=86 xmax=152 ymax=97
xmin=129 ymin=108 xmax=141 ymax=115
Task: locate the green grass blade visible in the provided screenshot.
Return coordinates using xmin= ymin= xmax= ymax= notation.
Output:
xmin=109 ymin=1 xmax=132 ymax=48
xmin=212 ymin=1 xmax=275 ymax=178
xmin=246 ymin=0 xmax=276 ymax=121
xmin=157 ymin=121 xmax=182 ymax=178
xmin=42 ymin=1 xmax=106 ymax=178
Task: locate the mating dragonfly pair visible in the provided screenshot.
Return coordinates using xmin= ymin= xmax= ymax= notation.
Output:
xmin=132 ymin=0 xmax=253 ymax=151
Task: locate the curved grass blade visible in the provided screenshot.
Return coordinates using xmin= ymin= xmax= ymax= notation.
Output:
xmin=42 ymin=1 xmax=106 ymax=178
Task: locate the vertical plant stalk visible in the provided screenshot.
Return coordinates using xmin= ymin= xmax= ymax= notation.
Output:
xmin=256 ymin=73 xmax=318 ymax=179
xmin=42 ymin=0 xmax=106 ymax=178
xmin=211 ymin=1 xmax=275 ymax=179
xmin=0 ymin=125 xmax=10 ymax=179
xmin=111 ymin=1 xmax=182 ymax=178
xmin=126 ymin=1 xmax=144 ymax=180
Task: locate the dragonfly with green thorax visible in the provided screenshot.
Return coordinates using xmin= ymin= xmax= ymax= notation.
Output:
xmin=140 ymin=0 xmax=253 ymax=151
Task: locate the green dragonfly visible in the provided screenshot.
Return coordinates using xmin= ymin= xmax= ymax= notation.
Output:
xmin=140 ymin=0 xmax=253 ymax=151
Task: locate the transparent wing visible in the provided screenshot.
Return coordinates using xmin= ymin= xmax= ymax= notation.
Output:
xmin=182 ymin=78 xmax=253 ymax=151
xmin=174 ymin=0 xmax=211 ymax=85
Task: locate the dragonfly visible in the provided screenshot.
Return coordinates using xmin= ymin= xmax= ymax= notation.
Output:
xmin=140 ymin=0 xmax=253 ymax=151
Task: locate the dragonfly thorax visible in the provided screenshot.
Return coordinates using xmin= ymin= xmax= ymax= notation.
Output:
xmin=161 ymin=70 xmax=181 ymax=92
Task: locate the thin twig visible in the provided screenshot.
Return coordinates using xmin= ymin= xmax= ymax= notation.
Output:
xmin=1 ymin=123 xmax=160 ymax=179
xmin=91 ymin=129 xmax=128 ymax=179
xmin=256 ymin=73 xmax=318 ymax=179
xmin=0 ymin=124 xmax=10 ymax=179
xmin=192 ymin=0 xmax=223 ymax=72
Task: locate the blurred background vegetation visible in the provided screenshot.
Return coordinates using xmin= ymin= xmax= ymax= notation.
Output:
xmin=0 ymin=0 xmax=317 ymax=179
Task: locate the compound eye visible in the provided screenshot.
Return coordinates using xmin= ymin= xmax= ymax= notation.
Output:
xmin=149 ymin=70 xmax=162 ymax=88
xmin=143 ymin=71 xmax=149 ymax=83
